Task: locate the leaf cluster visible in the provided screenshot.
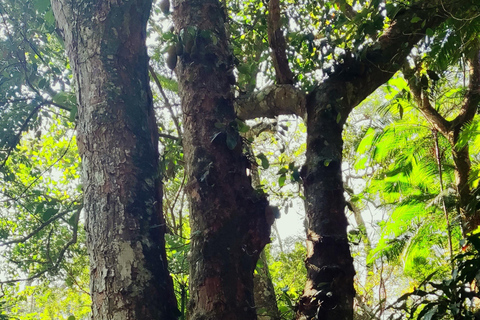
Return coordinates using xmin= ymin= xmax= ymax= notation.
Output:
xmin=388 ymin=233 xmax=480 ymax=320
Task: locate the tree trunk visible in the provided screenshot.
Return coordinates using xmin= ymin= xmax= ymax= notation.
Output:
xmin=51 ymin=1 xmax=178 ymax=319
xmin=254 ymin=251 xmax=282 ymax=320
xmin=451 ymin=49 xmax=480 ymax=233
xmin=297 ymin=98 xmax=355 ymax=320
xmin=293 ymin=5 xmax=454 ymax=319
xmin=172 ymin=1 xmax=272 ymax=319
xmin=451 ymin=142 xmax=477 ymax=233
xmin=246 ymin=127 xmax=282 ymax=320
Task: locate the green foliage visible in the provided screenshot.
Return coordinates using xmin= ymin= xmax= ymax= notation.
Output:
xmin=352 ymin=62 xmax=480 ymax=280
xmin=166 ymin=233 xmax=190 ymax=320
xmin=388 ymin=233 xmax=480 ymax=320
xmin=0 ymin=0 xmax=73 ymax=164
xmin=0 ymin=114 xmax=83 ymax=280
xmin=356 ymin=117 xmax=458 ymax=276
xmin=5 ymin=280 xmax=90 ymax=320
xmin=268 ymin=241 xmax=307 ymax=319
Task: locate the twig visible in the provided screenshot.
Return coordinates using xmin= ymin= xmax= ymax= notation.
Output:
xmin=0 ymin=206 xmax=81 ymax=284
xmin=149 ymin=65 xmax=183 ymax=139
xmin=0 ymin=205 xmax=81 ymax=247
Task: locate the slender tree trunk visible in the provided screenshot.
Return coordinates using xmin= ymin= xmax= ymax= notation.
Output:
xmin=51 ymin=1 xmax=178 ymax=319
xmin=247 ymin=137 xmax=281 ymax=320
xmin=254 ymin=251 xmax=282 ymax=320
xmin=172 ymin=1 xmax=272 ymax=319
xmin=451 ymin=142 xmax=477 ymax=232
xmin=454 ymin=49 xmax=480 ymax=234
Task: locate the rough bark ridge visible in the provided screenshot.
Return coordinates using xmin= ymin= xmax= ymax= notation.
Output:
xmin=51 ymin=1 xmax=178 ymax=319
xmin=172 ymin=1 xmax=272 ymax=319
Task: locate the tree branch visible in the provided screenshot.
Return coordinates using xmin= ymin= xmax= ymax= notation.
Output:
xmin=267 ymin=0 xmax=294 ymax=84
xmin=0 ymin=205 xmax=81 ymax=247
xmin=158 ymin=133 xmax=180 ymax=141
xmin=149 ymin=65 xmax=183 ymax=139
xmin=234 ymin=84 xmax=305 ymax=120
xmin=0 ymin=206 xmax=81 ymax=284
xmin=451 ymin=46 xmax=480 ymax=130
xmin=0 ymin=102 xmax=44 ymax=169
xmin=309 ymin=1 xmax=455 ymax=117
xmin=403 ymin=66 xmax=451 ymax=135
xmin=404 ymin=45 xmax=480 ymax=137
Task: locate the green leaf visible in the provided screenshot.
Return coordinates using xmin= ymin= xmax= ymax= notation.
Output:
xmin=68 ymin=211 xmax=79 ymax=227
xmin=226 ymin=132 xmax=238 ymax=150
xmin=257 ymin=153 xmax=269 ymax=169
xmin=34 ymin=0 xmax=50 ymax=12
xmin=410 ymin=16 xmax=422 ymax=24
xmin=44 ymin=10 xmax=55 ymax=25
xmin=42 ymin=208 xmax=59 ymax=221
xmin=356 ymin=127 xmax=376 ymax=155
xmin=291 ymin=169 xmax=300 ymax=182
xmin=69 ymin=105 xmax=78 ymax=122
xmin=53 ymin=91 xmax=69 ymax=104
xmin=67 ymin=316 xmax=76 ymax=320
xmin=277 ymin=167 xmax=288 ymax=174
xmin=278 ymin=174 xmax=286 ymax=187
xmin=35 ymin=202 xmax=45 ymax=214
xmin=236 ymin=119 xmax=250 ymax=133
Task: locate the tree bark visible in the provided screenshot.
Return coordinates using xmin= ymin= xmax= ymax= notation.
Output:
xmin=297 ymin=95 xmax=355 ymax=320
xmin=172 ymin=1 xmax=272 ymax=319
xmin=51 ymin=1 xmax=178 ymax=319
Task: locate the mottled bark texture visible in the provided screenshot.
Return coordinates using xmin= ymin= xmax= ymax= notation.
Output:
xmin=172 ymin=1 xmax=272 ymax=319
xmin=51 ymin=1 xmax=178 ymax=319
xmin=405 ymin=46 xmax=480 ymax=234
xmin=235 ymin=84 xmax=306 ymax=121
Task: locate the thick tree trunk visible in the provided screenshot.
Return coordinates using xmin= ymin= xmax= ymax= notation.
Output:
xmin=297 ymin=97 xmax=355 ymax=320
xmin=172 ymin=1 xmax=272 ymax=319
xmin=51 ymin=1 xmax=178 ymax=319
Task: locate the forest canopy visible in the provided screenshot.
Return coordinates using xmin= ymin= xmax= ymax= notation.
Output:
xmin=0 ymin=0 xmax=479 ymax=319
